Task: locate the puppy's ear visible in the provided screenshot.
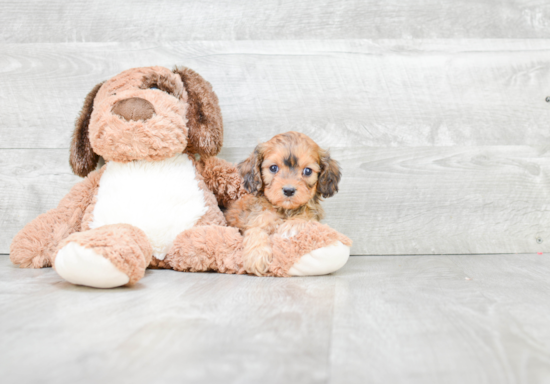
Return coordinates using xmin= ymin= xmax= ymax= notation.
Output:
xmin=238 ymin=145 xmax=264 ymax=195
xmin=173 ymin=66 xmax=223 ymax=158
xmin=317 ymin=150 xmax=341 ymax=198
xmin=70 ymin=82 xmax=104 ymax=177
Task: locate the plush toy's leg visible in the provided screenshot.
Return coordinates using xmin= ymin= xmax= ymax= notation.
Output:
xmin=10 ymin=209 xmax=75 ymax=269
xmin=165 ymin=225 xmax=244 ymax=274
xmin=53 ymin=224 xmax=152 ymax=288
xmin=268 ymin=222 xmax=352 ymax=277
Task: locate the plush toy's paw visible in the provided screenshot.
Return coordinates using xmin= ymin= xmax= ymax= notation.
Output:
xmin=55 ymin=242 xmax=130 ymax=288
xmin=166 ymin=225 xmax=244 ymax=274
xmin=53 ymin=224 xmax=152 ymax=288
xmin=287 ymin=241 xmax=350 ymax=276
xmin=270 ymin=221 xmax=352 ymax=277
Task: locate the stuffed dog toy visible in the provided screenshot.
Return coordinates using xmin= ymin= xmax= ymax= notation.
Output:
xmin=11 ymin=66 xmax=351 ymax=287
xmin=10 ymin=66 xmax=249 ymax=288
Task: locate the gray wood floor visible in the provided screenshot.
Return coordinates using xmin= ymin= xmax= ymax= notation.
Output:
xmin=2 ymin=255 xmax=550 ymax=384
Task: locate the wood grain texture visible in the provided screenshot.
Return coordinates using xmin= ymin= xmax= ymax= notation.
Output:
xmin=0 ymin=256 xmax=334 ymax=384
xmin=328 ymin=255 xmax=550 ymax=384
xmin=1 ymin=40 xmax=550 ymax=149
xmin=0 ymin=149 xmax=80 ymax=254
xmin=2 ymin=254 xmax=550 ymax=383
xmin=2 ymin=146 xmax=548 ymax=255
xmin=1 ymin=0 xmax=549 ymax=42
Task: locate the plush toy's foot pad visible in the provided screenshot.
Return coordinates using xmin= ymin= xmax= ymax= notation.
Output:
xmin=287 ymin=241 xmax=350 ymax=276
xmin=53 ymin=224 xmax=152 ymax=288
xmin=55 ymin=242 xmax=130 ymax=288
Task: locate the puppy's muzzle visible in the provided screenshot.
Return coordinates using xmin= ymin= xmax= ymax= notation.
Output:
xmin=112 ymin=97 xmax=155 ymax=121
xmin=283 ymin=187 xmax=296 ymax=197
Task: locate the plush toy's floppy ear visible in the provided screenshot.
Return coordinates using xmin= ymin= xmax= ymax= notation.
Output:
xmin=317 ymin=150 xmax=341 ymax=198
xmin=70 ymin=82 xmax=104 ymax=177
xmin=238 ymin=144 xmax=264 ymax=195
xmin=173 ymin=66 xmax=223 ymax=158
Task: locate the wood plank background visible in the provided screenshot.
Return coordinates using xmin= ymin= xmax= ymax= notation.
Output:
xmin=1 ymin=2 xmax=549 ymax=255
xmin=1 ymin=0 xmax=550 ymax=41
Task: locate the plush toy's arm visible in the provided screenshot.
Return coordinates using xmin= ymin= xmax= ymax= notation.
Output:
xmin=10 ymin=169 xmax=102 ymax=268
xmin=198 ymin=157 xmax=248 ymax=208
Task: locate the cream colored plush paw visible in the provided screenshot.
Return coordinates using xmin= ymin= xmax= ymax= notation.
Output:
xmin=55 ymin=242 xmax=130 ymax=288
xmin=288 ymin=241 xmax=350 ymax=276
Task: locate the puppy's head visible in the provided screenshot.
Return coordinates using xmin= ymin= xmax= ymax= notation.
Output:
xmin=70 ymin=66 xmax=223 ymax=177
xmin=239 ymin=132 xmax=341 ymax=210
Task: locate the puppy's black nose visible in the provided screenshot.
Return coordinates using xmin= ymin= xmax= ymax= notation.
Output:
xmin=283 ymin=187 xmax=296 ymax=197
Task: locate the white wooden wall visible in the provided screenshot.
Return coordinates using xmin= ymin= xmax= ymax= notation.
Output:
xmin=1 ymin=1 xmax=549 ymax=255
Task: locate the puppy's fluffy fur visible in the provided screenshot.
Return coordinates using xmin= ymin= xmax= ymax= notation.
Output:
xmin=225 ymin=131 xmax=341 ymax=276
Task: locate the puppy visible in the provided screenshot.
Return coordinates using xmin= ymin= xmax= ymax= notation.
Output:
xmin=225 ymin=131 xmax=341 ymax=276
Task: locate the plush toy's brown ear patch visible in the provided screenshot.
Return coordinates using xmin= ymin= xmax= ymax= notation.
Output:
xmin=173 ymin=66 xmax=223 ymax=158
xmin=70 ymin=82 xmax=104 ymax=177
xmin=238 ymin=145 xmax=264 ymax=195
xmin=317 ymin=151 xmax=341 ymax=198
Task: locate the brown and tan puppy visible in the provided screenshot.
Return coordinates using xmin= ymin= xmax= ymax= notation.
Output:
xmin=10 ymin=66 xmax=248 ymax=288
xmin=225 ymin=131 xmax=348 ymax=276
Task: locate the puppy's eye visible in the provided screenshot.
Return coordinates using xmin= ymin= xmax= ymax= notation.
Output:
xmin=150 ymin=85 xmax=159 ymax=90
xmin=269 ymin=165 xmax=279 ymax=173
xmin=303 ymin=167 xmax=313 ymax=176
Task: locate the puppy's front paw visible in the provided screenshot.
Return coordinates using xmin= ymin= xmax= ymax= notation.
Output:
xmin=279 ymin=229 xmax=298 ymax=239
xmin=243 ymin=245 xmax=273 ymax=276
xmin=242 ymin=228 xmax=274 ymax=276
xmin=277 ymin=219 xmax=308 ymax=239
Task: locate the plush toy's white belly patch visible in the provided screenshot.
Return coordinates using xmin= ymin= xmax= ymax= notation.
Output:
xmin=90 ymin=154 xmax=207 ymax=260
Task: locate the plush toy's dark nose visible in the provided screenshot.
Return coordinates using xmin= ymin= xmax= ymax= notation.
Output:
xmin=112 ymin=97 xmax=155 ymax=121
xmin=283 ymin=187 xmax=296 ymax=197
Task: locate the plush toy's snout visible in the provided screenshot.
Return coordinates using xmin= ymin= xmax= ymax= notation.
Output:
xmin=111 ymin=97 xmax=155 ymax=122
